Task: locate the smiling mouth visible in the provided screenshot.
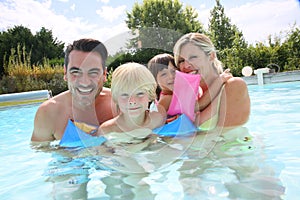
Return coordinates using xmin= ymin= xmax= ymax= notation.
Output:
xmin=77 ymin=87 xmax=93 ymax=94
xmin=128 ymin=106 xmax=142 ymax=111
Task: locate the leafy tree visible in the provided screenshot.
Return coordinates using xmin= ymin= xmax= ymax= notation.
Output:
xmin=281 ymin=25 xmax=300 ymax=70
xmin=126 ymin=0 xmax=204 ymax=51
xmin=0 ymin=25 xmax=64 ymax=76
xmin=0 ymin=25 xmax=34 ymax=75
xmin=32 ymin=27 xmax=65 ymax=65
xmin=208 ymin=0 xmax=246 ymax=51
xmin=107 ymin=48 xmax=167 ymax=71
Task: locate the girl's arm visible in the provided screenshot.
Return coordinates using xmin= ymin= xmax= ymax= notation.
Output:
xmin=157 ymin=94 xmax=172 ymax=112
xmin=196 ymin=69 xmax=232 ymax=111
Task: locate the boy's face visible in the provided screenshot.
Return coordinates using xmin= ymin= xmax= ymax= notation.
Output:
xmin=156 ymin=62 xmax=176 ymax=92
xmin=64 ymin=50 xmax=106 ymax=107
xmin=117 ymin=89 xmax=150 ymax=118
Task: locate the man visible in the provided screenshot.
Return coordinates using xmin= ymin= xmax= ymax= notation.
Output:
xmin=31 ymin=38 xmax=116 ymax=142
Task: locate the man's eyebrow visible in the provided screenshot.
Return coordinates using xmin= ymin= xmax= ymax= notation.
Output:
xmin=89 ymin=68 xmax=102 ymax=72
xmin=69 ymin=66 xmax=80 ymax=71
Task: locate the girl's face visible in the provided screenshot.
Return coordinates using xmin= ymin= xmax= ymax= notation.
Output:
xmin=177 ymin=42 xmax=212 ymax=79
xmin=156 ymin=62 xmax=176 ymax=92
xmin=117 ymin=89 xmax=150 ymax=118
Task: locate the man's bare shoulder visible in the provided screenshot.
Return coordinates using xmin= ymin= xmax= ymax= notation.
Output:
xmin=32 ymin=91 xmax=72 ymax=141
xmin=38 ymin=91 xmax=70 ymax=114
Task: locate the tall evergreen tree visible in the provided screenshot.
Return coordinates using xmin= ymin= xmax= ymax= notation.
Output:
xmin=32 ymin=27 xmax=64 ymax=65
xmin=208 ymin=0 xmax=246 ymax=51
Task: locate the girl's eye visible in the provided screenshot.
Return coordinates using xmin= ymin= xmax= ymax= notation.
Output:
xmin=160 ymin=72 xmax=167 ymax=77
xmin=178 ymin=59 xmax=184 ymax=64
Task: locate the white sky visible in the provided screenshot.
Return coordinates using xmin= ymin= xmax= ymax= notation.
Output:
xmin=0 ymin=0 xmax=299 ymax=55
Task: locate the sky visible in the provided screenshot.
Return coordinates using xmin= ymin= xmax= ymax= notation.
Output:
xmin=0 ymin=0 xmax=300 ymax=55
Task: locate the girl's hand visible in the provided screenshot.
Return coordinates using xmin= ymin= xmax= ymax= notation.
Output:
xmin=220 ymin=69 xmax=233 ymax=83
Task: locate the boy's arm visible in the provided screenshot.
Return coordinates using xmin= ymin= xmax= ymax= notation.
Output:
xmin=148 ymin=103 xmax=167 ymax=129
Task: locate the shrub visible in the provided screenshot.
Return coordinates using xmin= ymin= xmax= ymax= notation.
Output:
xmin=0 ymin=45 xmax=67 ymax=95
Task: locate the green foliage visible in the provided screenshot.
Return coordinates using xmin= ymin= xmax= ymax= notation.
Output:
xmin=282 ymin=25 xmax=300 ymax=70
xmin=104 ymin=68 xmax=113 ymax=88
xmin=0 ymin=44 xmax=67 ymax=95
xmin=209 ymin=0 xmax=246 ymax=51
xmin=0 ymin=25 xmax=64 ymax=76
xmin=209 ymin=1 xmax=300 ymax=75
xmin=1 ymin=0 xmax=300 ymax=96
xmin=126 ymin=0 xmax=204 ymax=50
xmin=31 ymin=27 xmax=65 ymax=65
xmin=107 ymin=48 xmax=168 ymax=71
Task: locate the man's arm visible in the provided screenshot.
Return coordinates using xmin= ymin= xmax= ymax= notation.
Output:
xmin=31 ymin=103 xmax=56 ymax=142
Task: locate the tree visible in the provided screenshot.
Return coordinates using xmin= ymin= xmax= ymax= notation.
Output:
xmin=281 ymin=25 xmax=300 ymax=70
xmin=32 ymin=27 xmax=65 ymax=65
xmin=208 ymin=0 xmax=246 ymax=51
xmin=0 ymin=25 xmax=34 ymax=75
xmin=0 ymin=25 xmax=64 ymax=76
xmin=126 ymin=0 xmax=204 ymax=51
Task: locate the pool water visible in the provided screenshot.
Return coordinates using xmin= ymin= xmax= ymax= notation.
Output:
xmin=1 ymin=81 xmax=299 ymax=199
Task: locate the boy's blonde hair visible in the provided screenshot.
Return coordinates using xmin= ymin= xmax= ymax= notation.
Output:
xmin=111 ymin=62 xmax=157 ymax=103
xmin=173 ymin=33 xmax=223 ymax=74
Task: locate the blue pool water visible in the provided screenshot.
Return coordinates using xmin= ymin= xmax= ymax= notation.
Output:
xmin=0 ymin=81 xmax=299 ymax=199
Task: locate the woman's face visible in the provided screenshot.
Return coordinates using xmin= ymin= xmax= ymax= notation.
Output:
xmin=156 ymin=62 xmax=176 ymax=92
xmin=177 ymin=42 xmax=212 ymax=78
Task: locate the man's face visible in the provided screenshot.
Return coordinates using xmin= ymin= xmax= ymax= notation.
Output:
xmin=64 ymin=50 xmax=105 ymax=107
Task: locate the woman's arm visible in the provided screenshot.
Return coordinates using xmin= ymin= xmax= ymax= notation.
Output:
xmin=217 ymin=77 xmax=250 ymax=127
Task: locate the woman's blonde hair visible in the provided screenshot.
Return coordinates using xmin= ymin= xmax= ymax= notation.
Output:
xmin=111 ymin=62 xmax=157 ymax=103
xmin=173 ymin=33 xmax=223 ymax=74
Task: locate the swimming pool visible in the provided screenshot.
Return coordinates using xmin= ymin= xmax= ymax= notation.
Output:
xmin=0 ymin=81 xmax=299 ymax=199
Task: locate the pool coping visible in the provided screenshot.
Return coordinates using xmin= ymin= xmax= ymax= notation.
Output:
xmin=241 ymin=70 xmax=300 ymax=85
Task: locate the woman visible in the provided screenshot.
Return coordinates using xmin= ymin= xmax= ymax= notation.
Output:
xmin=173 ymin=33 xmax=250 ymax=129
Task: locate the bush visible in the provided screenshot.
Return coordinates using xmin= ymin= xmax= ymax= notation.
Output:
xmin=0 ymin=46 xmax=67 ymax=95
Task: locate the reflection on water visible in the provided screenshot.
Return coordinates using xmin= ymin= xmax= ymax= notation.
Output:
xmin=37 ymin=126 xmax=285 ymax=199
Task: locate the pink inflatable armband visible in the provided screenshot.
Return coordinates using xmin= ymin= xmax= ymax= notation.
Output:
xmin=167 ymin=71 xmax=200 ymax=121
